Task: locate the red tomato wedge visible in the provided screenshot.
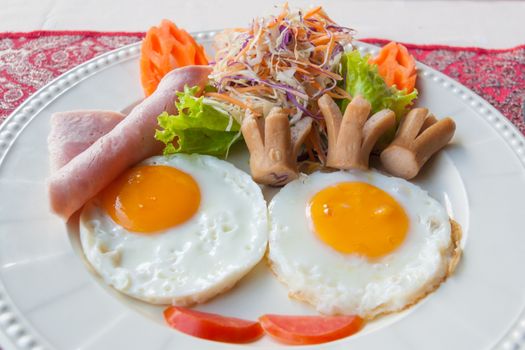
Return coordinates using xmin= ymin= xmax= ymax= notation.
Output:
xmin=369 ymin=41 xmax=417 ymax=93
xmin=259 ymin=314 xmax=364 ymax=345
xmin=164 ymin=306 xmax=264 ymax=343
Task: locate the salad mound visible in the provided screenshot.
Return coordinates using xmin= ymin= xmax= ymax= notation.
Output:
xmin=209 ymin=4 xmax=354 ymax=123
xmin=151 ymin=5 xmax=418 ymax=159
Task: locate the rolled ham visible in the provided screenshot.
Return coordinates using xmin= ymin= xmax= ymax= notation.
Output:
xmin=48 ymin=110 xmax=125 ymax=171
xmin=48 ymin=65 xmax=212 ymax=219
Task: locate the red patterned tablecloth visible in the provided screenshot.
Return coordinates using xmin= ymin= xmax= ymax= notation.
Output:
xmin=0 ymin=31 xmax=524 ymax=132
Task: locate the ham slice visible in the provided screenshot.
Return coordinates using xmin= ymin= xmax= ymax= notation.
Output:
xmin=48 ymin=65 xmax=212 ymax=220
xmin=48 ymin=110 xmax=125 ymax=171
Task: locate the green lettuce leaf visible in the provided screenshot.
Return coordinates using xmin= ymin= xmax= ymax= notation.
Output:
xmin=339 ymin=50 xmax=418 ymax=146
xmin=155 ymin=85 xmax=241 ymax=157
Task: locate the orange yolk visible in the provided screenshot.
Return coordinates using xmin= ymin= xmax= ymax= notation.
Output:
xmin=101 ymin=165 xmax=201 ymax=233
xmin=309 ymin=182 xmax=408 ymax=258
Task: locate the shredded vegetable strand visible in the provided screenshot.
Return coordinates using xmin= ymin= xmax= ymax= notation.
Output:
xmin=208 ymin=4 xmax=354 ymax=123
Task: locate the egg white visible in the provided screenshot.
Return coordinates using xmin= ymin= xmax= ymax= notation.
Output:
xmin=268 ymin=169 xmax=459 ymax=319
xmin=80 ymin=154 xmax=268 ymax=305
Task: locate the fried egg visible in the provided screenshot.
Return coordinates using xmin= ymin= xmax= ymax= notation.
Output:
xmin=80 ymin=154 xmax=268 ymax=305
xmin=268 ymin=169 xmax=460 ymax=319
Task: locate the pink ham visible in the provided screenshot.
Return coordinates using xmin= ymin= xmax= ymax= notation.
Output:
xmin=48 ymin=110 xmax=125 ymax=171
xmin=48 ymin=65 xmax=212 ymax=220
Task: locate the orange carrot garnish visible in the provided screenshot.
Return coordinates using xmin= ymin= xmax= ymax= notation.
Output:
xmin=140 ymin=19 xmax=208 ymax=96
xmin=369 ymin=42 xmax=417 ymax=92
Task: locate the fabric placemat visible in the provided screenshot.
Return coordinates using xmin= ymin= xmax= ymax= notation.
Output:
xmin=0 ymin=31 xmax=524 ymax=134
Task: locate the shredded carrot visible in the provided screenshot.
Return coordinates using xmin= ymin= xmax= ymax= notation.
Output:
xmin=333 ymin=86 xmax=352 ymax=100
xmin=268 ymin=4 xmax=289 ymax=28
xmin=204 ymin=92 xmax=256 ymax=113
xmin=235 ymin=85 xmax=274 ymax=93
xmin=295 ymin=66 xmax=311 ymax=75
xmin=310 ymin=80 xmax=322 ymax=90
xmin=323 ymin=34 xmax=336 ymax=66
xmin=285 ymin=58 xmax=342 ymax=80
xmin=304 ymin=6 xmax=322 ymax=19
xmin=313 ymin=45 xmax=327 ymax=52
xmin=235 ymin=42 xmax=252 ymax=60
xmin=296 ymin=28 xmax=307 ymax=40
xmin=231 ymin=27 xmax=249 ymax=32
xmin=326 ymin=89 xmax=351 ymax=100
xmin=317 ymin=9 xmax=336 ymax=23
xmin=311 ymin=36 xmax=330 ymax=46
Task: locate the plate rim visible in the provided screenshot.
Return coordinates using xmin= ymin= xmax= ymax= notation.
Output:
xmin=0 ymin=30 xmax=524 ymax=350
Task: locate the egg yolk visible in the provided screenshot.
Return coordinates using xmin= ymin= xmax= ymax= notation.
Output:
xmin=309 ymin=182 xmax=408 ymax=258
xmin=101 ymin=165 xmax=201 ymax=233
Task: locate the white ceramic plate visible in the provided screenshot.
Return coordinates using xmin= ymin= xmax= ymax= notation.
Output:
xmin=0 ymin=31 xmax=525 ymax=350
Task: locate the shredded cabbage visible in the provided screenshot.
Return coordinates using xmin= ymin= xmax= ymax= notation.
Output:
xmin=208 ymin=4 xmax=354 ymax=122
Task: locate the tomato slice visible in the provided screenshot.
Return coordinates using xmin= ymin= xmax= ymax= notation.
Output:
xmin=164 ymin=306 xmax=264 ymax=343
xmin=259 ymin=314 xmax=364 ymax=345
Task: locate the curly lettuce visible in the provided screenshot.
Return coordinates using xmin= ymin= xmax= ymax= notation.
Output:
xmin=155 ymin=86 xmax=241 ymax=157
xmin=339 ymin=50 xmax=418 ymax=146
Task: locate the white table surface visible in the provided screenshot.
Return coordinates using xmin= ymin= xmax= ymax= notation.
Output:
xmin=2 ymin=0 xmax=525 ymax=49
